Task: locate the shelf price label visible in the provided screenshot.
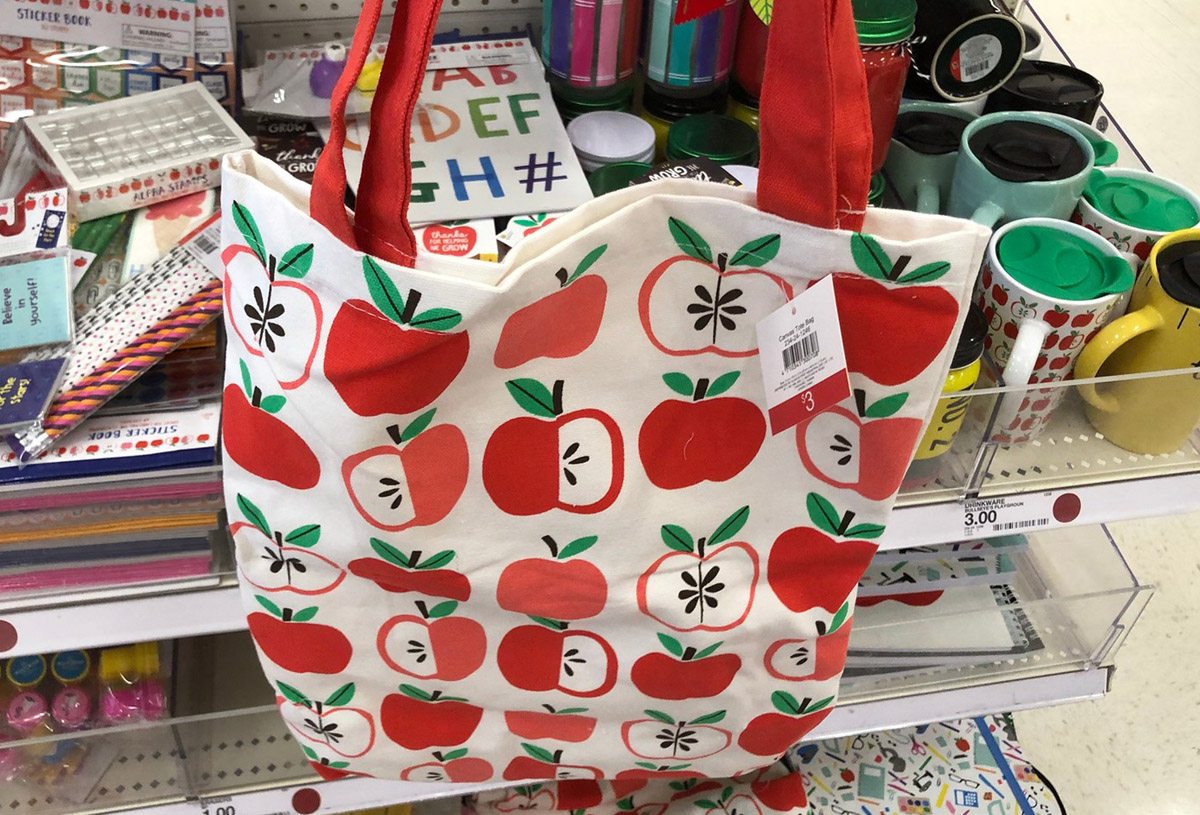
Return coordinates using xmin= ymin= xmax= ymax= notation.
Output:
xmin=961 ymin=491 xmax=1081 ymax=537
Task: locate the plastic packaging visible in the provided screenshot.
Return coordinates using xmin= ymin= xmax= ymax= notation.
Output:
xmin=99 ymin=642 xmax=167 ymax=725
xmin=247 ymin=39 xmax=384 ymax=119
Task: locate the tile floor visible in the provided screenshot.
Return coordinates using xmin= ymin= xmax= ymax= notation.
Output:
xmin=1010 ymin=2 xmax=1200 ymax=811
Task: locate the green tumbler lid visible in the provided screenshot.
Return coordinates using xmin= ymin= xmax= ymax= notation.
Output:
xmin=997 ymin=225 xmax=1133 ymax=301
xmin=553 ymin=84 xmax=634 ymax=122
xmin=589 ymin=161 xmax=652 ymax=196
xmin=1083 ymin=170 xmax=1200 ymax=233
xmin=852 ymin=0 xmax=917 ymax=45
xmin=666 ymin=114 xmax=759 ymax=165
xmin=868 ymin=172 xmax=885 ymax=206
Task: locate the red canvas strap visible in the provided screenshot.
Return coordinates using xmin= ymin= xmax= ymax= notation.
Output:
xmin=310 ymin=0 xmax=873 ymax=265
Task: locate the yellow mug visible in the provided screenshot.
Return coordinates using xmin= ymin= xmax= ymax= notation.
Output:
xmin=1076 ymin=228 xmax=1200 ymax=454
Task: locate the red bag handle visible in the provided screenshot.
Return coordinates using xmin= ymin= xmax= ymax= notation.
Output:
xmin=311 ymin=0 xmax=872 ymax=265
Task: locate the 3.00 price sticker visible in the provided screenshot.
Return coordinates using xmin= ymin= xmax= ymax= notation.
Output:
xmin=961 ymin=492 xmax=1082 ymax=537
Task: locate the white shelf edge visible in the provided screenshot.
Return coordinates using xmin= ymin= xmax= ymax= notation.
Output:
xmin=168 ymin=668 xmax=1107 ymax=815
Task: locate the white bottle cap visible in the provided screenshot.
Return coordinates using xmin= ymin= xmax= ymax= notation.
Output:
xmin=568 ymin=112 xmax=656 ymax=173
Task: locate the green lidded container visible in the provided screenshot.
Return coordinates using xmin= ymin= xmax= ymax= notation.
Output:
xmin=666 ymin=114 xmax=759 ymax=166
xmin=997 ymin=225 xmax=1133 ymax=301
xmin=589 ymin=161 xmax=652 ymax=196
xmin=554 ymin=84 xmax=634 ymax=123
xmin=852 ymin=0 xmax=917 ymax=45
xmin=1084 ymin=172 xmax=1200 ymax=233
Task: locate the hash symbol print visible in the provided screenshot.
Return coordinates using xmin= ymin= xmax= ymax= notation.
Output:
xmin=515 ymin=152 xmax=568 ymax=193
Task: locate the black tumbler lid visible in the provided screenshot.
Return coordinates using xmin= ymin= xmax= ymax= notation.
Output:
xmin=952 ymin=304 xmax=988 ymax=369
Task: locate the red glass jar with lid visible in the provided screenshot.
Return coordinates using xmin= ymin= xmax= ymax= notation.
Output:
xmin=853 ymin=0 xmax=917 ymax=173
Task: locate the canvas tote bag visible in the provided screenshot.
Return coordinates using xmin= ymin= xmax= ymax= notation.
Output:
xmin=219 ymin=0 xmax=991 ymax=792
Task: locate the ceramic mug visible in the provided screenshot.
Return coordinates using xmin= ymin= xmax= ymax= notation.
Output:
xmin=1076 ymin=229 xmax=1200 ymax=454
xmin=884 ymin=102 xmax=977 ymax=214
xmin=1042 ymin=112 xmax=1118 ymax=168
xmin=948 ymin=111 xmax=1096 ymax=228
xmin=1072 ymin=167 xmax=1200 ymax=270
xmin=978 ymin=218 xmax=1134 ymax=443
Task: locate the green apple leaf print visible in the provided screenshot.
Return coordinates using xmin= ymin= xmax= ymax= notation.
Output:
xmin=565 ymin=244 xmax=608 ymax=285
xmin=863 ymin=391 xmax=909 ymax=418
xmin=232 ymin=201 xmax=267 ymax=266
xmin=729 ymin=234 xmax=781 ymax=268
xmin=749 ymin=0 xmax=772 ymax=25
xmin=277 ymin=681 xmax=310 ymax=706
xmin=669 ymin=218 xmax=714 ymax=264
xmin=277 ymin=243 xmax=315 ymax=279
xmin=324 ymin=682 xmax=355 ymax=707
xmin=898 ymin=261 xmax=951 ymax=284
xmin=284 ymin=524 xmax=321 ymax=548
xmin=708 ymin=506 xmax=750 ymax=547
xmin=237 ymin=493 xmax=271 ymax=537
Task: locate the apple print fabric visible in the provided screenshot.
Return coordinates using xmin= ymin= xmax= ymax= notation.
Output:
xmin=220 ymin=150 xmax=990 ymax=790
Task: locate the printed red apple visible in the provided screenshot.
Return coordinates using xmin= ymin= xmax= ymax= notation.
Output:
xmin=504 ymin=705 xmax=597 ymax=743
xmin=764 ymin=602 xmax=853 ymax=681
xmin=377 ymin=600 xmax=486 ymax=680
xmin=639 ymin=223 xmax=790 ymax=357
xmin=497 ymin=619 xmax=617 ymax=697
xmin=503 ymin=745 xmax=603 ymax=791
xmin=496 ymin=534 xmax=607 ymax=620
xmin=380 ymin=684 xmax=483 ymax=749
xmin=247 ymin=596 xmax=352 ymax=674
xmin=631 ymin=634 xmax=741 ymax=699
xmin=767 ymin=493 xmax=880 ymax=614
xmin=640 ymin=371 xmax=765 ymax=489
xmin=348 ymin=541 xmax=471 ymax=600
xmin=277 ymin=681 xmax=375 ymax=758
xmin=483 ymin=379 xmax=623 ymax=515
xmin=301 ymin=747 xmax=369 ymax=780
xmin=1133 ymin=240 xmax=1154 ymax=261
xmin=222 ymin=368 xmax=320 ymax=490
xmin=797 ymin=388 xmax=923 ymax=501
xmin=1043 ymin=306 xmax=1069 ymax=328
xmin=325 ymin=256 xmax=469 ymax=416
xmin=224 ymin=204 xmax=322 ymax=389
xmin=421 ymin=219 xmax=477 ymax=256
xmin=1071 ymin=312 xmax=1096 ymax=328
xmin=342 ymin=409 xmax=468 ymax=531
xmin=231 ymin=494 xmax=343 ymax=595
xmin=491 ymin=786 xmax=557 ymax=813
xmin=637 ymin=506 xmax=758 ymax=632
xmin=401 ymin=748 xmax=494 ymax=782
xmin=616 ymin=799 xmax=668 ymax=815
xmin=693 ymin=789 xmax=764 ymax=815
xmin=622 ymin=709 xmax=732 ymax=761
xmin=494 ymin=244 xmax=608 ymax=368
xmin=737 ymin=693 xmax=835 ymax=756
xmin=752 ymin=772 xmax=808 ymax=812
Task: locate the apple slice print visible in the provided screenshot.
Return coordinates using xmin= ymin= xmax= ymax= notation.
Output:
xmin=768 ymin=493 xmax=881 ymax=614
xmin=342 ymin=408 xmax=469 ymax=531
xmin=348 ymin=540 xmax=471 ymax=600
xmin=247 ymin=595 xmax=352 ymax=674
xmin=494 ymin=244 xmax=608 ymax=368
xmin=764 ymin=602 xmax=852 ymax=681
xmin=496 ymin=535 xmax=607 ymax=620
xmin=737 ymin=692 xmax=835 ymax=757
xmin=483 ymin=379 xmax=624 ymax=515
xmin=640 ymin=371 xmax=766 ymax=489
xmin=496 ymin=618 xmax=617 ymax=697
xmin=796 ymin=388 xmax=923 ymax=500
xmin=377 ymin=599 xmax=486 ymax=680
xmin=223 ymin=361 xmax=320 ymax=490
xmin=504 ymin=705 xmax=597 ymax=742
xmin=640 ymin=222 xmax=791 ymax=357
xmin=401 ymin=749 xmax=494 ymax=782
xmin=231 ymin=494 xmax=344 ymax=595
xmin=637 ymin=505 xmax=758 ymax=632
xmin=491 ymin=785 xmax=557 ymax=813
xmin=693 ymin=786 xmax=765 ymax=815
xmin=325 ymin=256 xmax=469 ymax=416
xmin=277 ymin=681 xmax=375 ymax=758
xmin=616 ymin=796 xmax=669 ymax=815
xmin=380 ymin=684 xmax=483 ymax=749
xmin=631 ymin=633 xmax=741 ymax=700
xmin=621 ymin=709 xmax=732 ymax=761
xmin=224 ymin=202 xmax=322 ymax=389
xmin=835 ymin=234 xmax=960 ymax=387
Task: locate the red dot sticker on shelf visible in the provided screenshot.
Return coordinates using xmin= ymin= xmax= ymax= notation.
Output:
xmin=291 ymin=788 xmax=321 ymax=815
xmin=0 ymin=620 xmax=16 ymax=653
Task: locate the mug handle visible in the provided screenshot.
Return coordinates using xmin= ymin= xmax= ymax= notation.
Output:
xmin=915 ymin=180 xmax=940 ymax=214
xmin=1075 ymin=305 xmax=1164 ymax=412
xmin=995 ymin=318 xmax=1051 ymax=432
xmin=971 ymin=201 xmax=1005 ymax=228
xmin=1092 ymin=139 xmax=1119 ymax=167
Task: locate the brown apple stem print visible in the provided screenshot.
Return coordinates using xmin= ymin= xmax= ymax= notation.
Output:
xmin=223 ymin=361 xmax=321 ymax=489
xmin=277 ymin=681 xmax=375 ymax=758
xmin=640 ymin=220 xmax=790 ymax=357
xmin=640 ymin=372 xmax=766 ymax=489
xmin=495 ymin=244 xmax=608 ymax=368
xmin=325 ymin=256 xmax=468 ymax=416
xmin=232 ymin=493 xmax=341 ymax=595
xmin=226 ymin=202 xmax=321 ymax=389
xmin=637 ymin=506 xmax=757 ymax=632
xmin=767 ymin=494 xmax=882 ymax=614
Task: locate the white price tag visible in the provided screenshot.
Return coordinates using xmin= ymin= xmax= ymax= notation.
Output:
xmin=755 ymin=275 xmax=851 ymax=434
xmin=961 ymin=491 xmax=1081 ymax=537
